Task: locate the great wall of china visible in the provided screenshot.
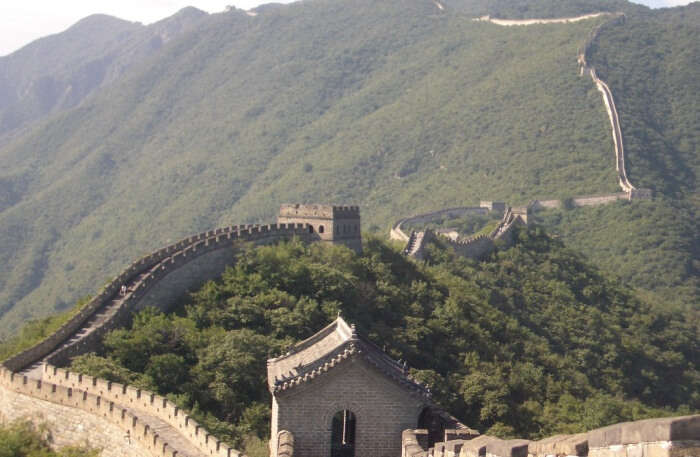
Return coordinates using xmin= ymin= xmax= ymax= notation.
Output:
xmin=1 ymin=11 xmax=693 ymax=457
xmin=402 ymin=420 xmax=700 ymax=457
xmin=1 ymin=223 xmax=322 ymax=457
xmin=392 ymin=12 xmax=651 ymax=260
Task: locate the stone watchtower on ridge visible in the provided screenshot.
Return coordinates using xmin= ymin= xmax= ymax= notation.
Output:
xmin=267 ymin=317 xmax=472 ymax=457
xmin=278 ymin=204 xmax=362 ymax=253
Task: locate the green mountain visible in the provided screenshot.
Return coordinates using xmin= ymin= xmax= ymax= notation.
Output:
xmin=0 ymin=0 xmax=697 ymax=336
xmin=63 ymin=234 xmax=699 ymax=453
xmin=0 ymin=7 xmax=207 ymax=142
xmin=588 ymin=6 xmax=699 ymax=198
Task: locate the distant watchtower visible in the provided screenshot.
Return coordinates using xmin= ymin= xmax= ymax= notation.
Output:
xmin=278 ymin=204 xmax=362 ymax=253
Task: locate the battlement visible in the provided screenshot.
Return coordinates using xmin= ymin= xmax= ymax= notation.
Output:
xmin=405 ymin=414 xmax=700 ymax=457
xmin=480 ymin=201 xmax=506 ymax=212
xmin=0 ymin=366 xmax=241 ymax=457
xmin=278 ymin=203 xmax=360 ymax=220
xmin=278 ymin=203 xmax=362 ymax=253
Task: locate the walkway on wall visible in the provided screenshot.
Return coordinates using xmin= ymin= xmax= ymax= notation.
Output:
xmin=394 ymin=205 xmax=524 ymax=260
xmin=3 ymin=223 xmax=316 ymax=457
xmin=473 ymin=12 xmax=608 ymax=26
xmin=19 ymin=271 xmax=152 ymax=379
xmin=133 ymin=410 xmax=209 ymax=457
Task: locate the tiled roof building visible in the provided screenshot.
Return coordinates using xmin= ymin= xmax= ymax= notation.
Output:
xmin=267 ymin=317 xmax=468 ymax=457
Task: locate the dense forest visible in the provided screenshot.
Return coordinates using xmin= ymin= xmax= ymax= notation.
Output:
xmin=0 ymin=420 xmax=96 ymax=457
xmin=418 ymin=200 xmax=698 ymax=311
xmin=42 ymin=235 xmax=696 ymax=455
xmin=534 ymin=200 xmax=698 ymax=311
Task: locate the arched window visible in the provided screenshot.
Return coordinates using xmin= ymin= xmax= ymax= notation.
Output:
xmin=418 ymin=407 xmax=443 ymax=448
xmin=331 ymin=410 xmax=356 ymax=457
xmin=319 ymin=225 xmax=325 ymax=234
xmin=309 ymin=225 xmax=314 ymax=234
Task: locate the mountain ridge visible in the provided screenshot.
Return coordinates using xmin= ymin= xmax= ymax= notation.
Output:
xmin=0 ymin=0 xmax=696 ymax=336
xmin=0 ymin=7 xmax=208 ymax=142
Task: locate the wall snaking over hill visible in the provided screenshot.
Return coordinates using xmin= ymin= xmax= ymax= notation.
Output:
xmin=2 ymin=221 xmax=322 ymax=457
xmin=476 ymin=12 xmax=637 ymax=194
xmin=394 ymin=205 xmax=526 ymax=260
xmin=4 ymin=224 xmax=317 ymax=373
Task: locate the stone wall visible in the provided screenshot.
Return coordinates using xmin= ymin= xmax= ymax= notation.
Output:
xmin=404 ymin=415 xmax=700 ymax=457
xmin=277 ymin=205 xmax=361 ymax=252
xmin=2 ymin=225 xmax=249 ymax=371
xmin=572 ymin=193 xmax=628 ymax=206
xmin=473 ymin=12 xmax=609 ymax=26
xmin=40 ymin=363 xmax=240 ymax=457
xmin=2 ymin=222 xmax=325 ymax=457
xmin=0 ymin=384 xmax=152 ymax=457
xmin=4 ymin=224 xmax=316 ymax=371
xmin=273 ymin=358 xmax=427 ymax=457
xmin=444 ymin=235 xmax=495 ymax=259
xmin=0 ymin=367 xmax=226 ymax=457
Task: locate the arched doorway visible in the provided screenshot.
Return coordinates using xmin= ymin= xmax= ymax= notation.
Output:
xmin=418 ymin=407 xmax=444 ymax=448
xmin=331 ymin=410 xmax=356 ymax=457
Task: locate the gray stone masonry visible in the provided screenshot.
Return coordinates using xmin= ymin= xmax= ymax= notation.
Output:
xmin=273 ymin=357 xmax=427 ymax=457
xmin=0 ymin=385 xmax=152 ymax=457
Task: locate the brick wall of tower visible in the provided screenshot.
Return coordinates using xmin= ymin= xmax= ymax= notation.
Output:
xmin=272 ymin=357 xmax=427 ymax=457
xmin=277 ymin=204 xmax=361 ymax=253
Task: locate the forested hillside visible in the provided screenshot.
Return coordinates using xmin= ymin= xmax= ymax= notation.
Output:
xmin=588 ymin=4 xmax=699 ymax=198
xmin=0 ymin=0 xmax=697 ymax=336
xmin=62 ymin=235 xmax=698 ymax=455
xmin=534 ymin=200 xmax=698 ymax=311
xmin=0 ymin=7 xmax=206 ymax=143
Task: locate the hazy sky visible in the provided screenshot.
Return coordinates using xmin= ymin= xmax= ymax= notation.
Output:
xmin=0 ymin=0 xmax=694 ymax=57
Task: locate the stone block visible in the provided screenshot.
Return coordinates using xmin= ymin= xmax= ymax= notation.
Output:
xmin=486 ymin=439 xmax=529 ymax=457
xmin=529 ymin=432 xmax=587 ymax=456
xmin=462 ymin=435 xmax=499 ymax=457
xmin=589 ymin=416 xmax=700 ymax=448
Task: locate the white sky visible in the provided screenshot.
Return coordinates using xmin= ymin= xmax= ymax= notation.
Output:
xmin=0 ymin=0 xmax=694 ymax=57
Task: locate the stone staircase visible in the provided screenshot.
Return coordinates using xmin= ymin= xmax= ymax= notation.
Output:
xmin=18 ymin=271 xmax=152 ymax=379
xmin=403 ymin=231 xmax=427 ymax=258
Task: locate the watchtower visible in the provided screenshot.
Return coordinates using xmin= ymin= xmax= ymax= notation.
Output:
xmin=268 ymin=317 xmax=436 ymax=457
xmin=278 ymin=204 xmax=362 ymax=253
xmin=511 ymin=206 xmax=530 ymax=225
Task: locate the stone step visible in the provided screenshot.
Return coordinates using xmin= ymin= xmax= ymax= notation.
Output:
xmin=125 ymin=408 xmax=209 ymax=457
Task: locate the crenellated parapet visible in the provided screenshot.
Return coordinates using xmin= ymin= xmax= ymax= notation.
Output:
xmin=1 ymin=205 xmax=363 ymax=457
xmin=1 ymin=212 xmax=358 ymax=456
xmin=395 ymin=204 xmax=526 ymax=261
xmin=278 ymin=203 xmax=361 ymax=253
xmin=275 ymin=430 xmax=294 ymax=457
xmin=405 ymin=415 xmax=700 ymax=457
xmin=38 ymin=363 xmax=241 ymax=457
xmin=0 ymin=366 xmax=241 ymax=457
xmin=4 ymin=223 xmax=317 ymax=372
